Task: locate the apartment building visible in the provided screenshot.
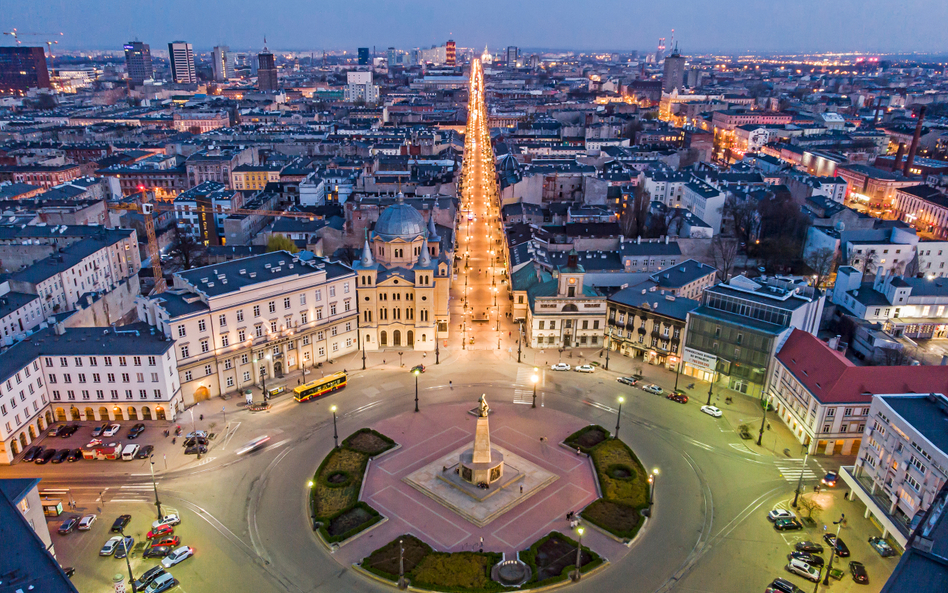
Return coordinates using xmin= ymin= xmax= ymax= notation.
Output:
xmin=524 ymin=251 xmax=607 ymax=349
xmin=173 ymin=182 xmax=243 ymax=246
xmin=185 ymin=148 xmax=255 ymax=188
xmin=0 ymin=323 xmax=180 ymax=464
xmin=231 ymin=164 xmax=283 ymax=191
xmin=606 ymin=286 xmax=699 ymax=369
xmin=833 ymin=267 xmax=948 ymax=339
xmin=894 ymin=184 xmax=948 ymax=239
xmin=137 ymin=251 xmax=359 ymax=404
xmin=842 ymin=393 xmax=948 ymax=549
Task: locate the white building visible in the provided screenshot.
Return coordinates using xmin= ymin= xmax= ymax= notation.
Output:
xmin=137 ymin=251 xmax=359 ymax=404
xmin=0 ymin=322 xmax=181 ymax=464
xmin=841 ymin=393 xmax=948 ymax=550
xmin=168 ymin=41 xmax=196 ymax=84
xmin=344 ymin=71 xmax=380 ymax=104
xmin=212 ymin=45 xmax=236 ymax=81
xmin=681 ymin=177 xmax=726 ymax=234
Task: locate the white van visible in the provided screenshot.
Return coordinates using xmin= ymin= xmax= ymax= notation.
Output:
xmin=121 ymin=444 xmax=140 ymax=461
xmin=144 ymin=572 xmax=176 ymax=593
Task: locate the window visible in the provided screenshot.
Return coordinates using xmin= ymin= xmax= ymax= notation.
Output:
xmin=241 ymin=354 xmax=249 ymax=365
xmin=255 ymin=326 xmax=264 ymax=338
xmin=318 ymin=346 xmax=326 ymax=357
xmin=268 ymin=301 xmax=276 ymax=313
xmin=910 ymin=456 xmax=927 ymax=475
xmin=148 ymin=356 xmax=156 ymax=366
xmin=906 ymin=474 xmax=921 ymax=492
xmin=300 ymin=294 xmax=306 ymax=306
xmin=180 ymin=345 xmax=190 ymax=358
xmin=226 ymin=376 xmax=234 ymax=388
xmin=823 ymin=424 xmax=832 ymax=433
xmin=270 ymin=321 xmax=277 ymax=333
xmin=201 ymin=339 xmax=209 ymax=353
xmin=315 ymin=289 xmax=322 ymax=301
xmin=108 ymin=373 xmax=115 ymax=382
xmin=253 ymin=305 xmax=261 ymax=317
xmin=221 ymin=334 xmax=229 ymax=347
xmin=119 ymin=356 xmax=127 ymax=366
xmin=344 ymin=300 xmax=351 ymax=312
xmin=238 ymin=330 xmax=246 ymax=342
xmin=243 ymin=371 xmax=251 ymax=382
xmin=63 ymin=373 xmax=71 ymax=383
xmin=301 ymin=312 xmax=308 ymax=324
xmin=133 ymin=356 xmax=141 ymax=366
xmin=345 ymin=321 xmax=352 ymax=332
xmin=332 ymin=342 xmax=339 ymax=352
xmin=237 ymin=309 xmax=244 ymax=322
xmin=302 ymin=335 xmax=311 ymax=346
xmin=74 ymin=357 xmax=83 ymax=367
xmin=93 ymin=373 xmax=101 ymax=382
xmin=550 ymin=321 xmax=556 ymax=330
xmin=204 ymin=364 xmax=212 ymax=376
xmin=59 ymin=356 xmax=68 ymax=367
xmin=343 ymin=282 xmax=350 ymax=294
xmin=136 ymin=373 xmax=144 ymax=382
xmin=329 ymin=285 xmax=336 ymax=298
xmin=198 ymin=319 xmax=206 ymax=332
xmin=89 ymin=357 xmax=98 ymax=367
xmin=844 ymin=408 xmax=852 ymax=416
xmin=330 ymin=303 xmax=337 ymax=316
xmin=104 ymin=356 xmax=112 ymax=366
xmin=219 ymin=314 xmax=227 ymax=327
xmin=121 ymin=373 xmax=129 ymax=382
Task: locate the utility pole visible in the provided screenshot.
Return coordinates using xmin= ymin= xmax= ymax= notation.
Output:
xmin=706 ymin=371 xmax=715 ymax=406
xmin=119 ymin=526 xmax=137 ymax=592
xmin=362 ymin=340 xmax=366 ymax=370
xmin=605 ymin=329 xmax=611 ymax=371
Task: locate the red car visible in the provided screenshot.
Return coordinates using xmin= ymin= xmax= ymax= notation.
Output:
xmin=666 ymin=392 xmax=688 ymax=404
xmin=152 ymin=536 xmax=181 ymax=548
xmin=146 ymin=524 xmax=174 ymax=539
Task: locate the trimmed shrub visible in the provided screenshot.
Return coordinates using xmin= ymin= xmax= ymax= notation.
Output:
xmin=520 ymin=531 xmax=603 ymax=588
xmin=320 ymin=501 xmax=382 ymax=544
xmin=563 ymin=424 xmax=609 ymax=453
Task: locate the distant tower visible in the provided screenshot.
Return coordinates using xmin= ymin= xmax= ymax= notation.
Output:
xmin=506 ymin=46 xmax=519 ymax=67
xmin=662 ymin=43 xmax=685 ymax=93
xmin=257 ymin=38 xmax=278 ymax=91
xmin=212 ymin=46 xmax=235 ymax=81
xmin=656 ymin=37 xmax=666 ymax=63
xmin=124 ymin=41 xmax=153 ymax=85
xmin=446 ymin=40 xmax=456 ymax=66
xmin=168 ymin=41 xmax=196 ymax=84
xmin=358 ymin=47 xmax=370 ymax=65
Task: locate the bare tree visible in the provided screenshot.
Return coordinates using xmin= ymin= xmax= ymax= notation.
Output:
xmin=168 ymin=227 xmax=205 ymax=271
xmin=853 ymin=249 xmax=879 ymax=277
xmin=876 ymin=346 xmax=910 ymax=366
xmin=803 ymin=247 xmax=838 ymax=288
xmin=797 ymin=495 xmax=823 ymax=522
xmin=710 ymin=236 xmax=739 ymax=281
xmin=721 ymin=195 xmax=758 ymax=245
xmin=620 ymin=185 xmax=650 ymax=239
xmin=904 ymin=253 xmax=921 ymax=278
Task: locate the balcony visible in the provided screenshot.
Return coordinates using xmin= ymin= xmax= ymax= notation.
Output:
xmin=840 ymin=465 xmax=913 ymax=549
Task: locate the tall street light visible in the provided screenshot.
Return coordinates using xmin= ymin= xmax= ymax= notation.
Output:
xmin=413 ymin=368 xmax=420 ymax=413
xmin=648 ymin=467 xmax=659 ymax=505
xmin=330 ymin=405 xmax=339 ymax=449
xmin=149 ymin=454 xmax=162 ymax=521
xmin=604 ymin=328 xmax=611 ymax=370
xmin=706 ymin=370 xmax=715 ymax=407
xmin=570 ymin=526 xmax=585 ymax=581
xmin=615 ymin=396 xmax=624 ymax=439
xmin=531 ymin=369 xmax=539 ymax=408
xmin=823 ymin=514 xmax=846 ymax=585
xmin=792 ymin=449 xmax=810 ymax=508
xmin=757 ymin=392 xmax=772 ymax=446
xmin=119 ymin=527 xmax=136 ymax=592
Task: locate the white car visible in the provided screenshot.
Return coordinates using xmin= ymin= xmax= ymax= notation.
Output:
xmin=236 ymin=435 xmax=270 ymax=455
xmin=161 ymin=545 xmax=194 ymax=568
xmin=551 ymin=363 xmax=571 ymax=371
xmin=103 ymin=424 xmax=121 ymax=437
xmin=641 ymin=384 xmax=663 ymax=395
xmin=152 ymin=514 xmax=181 ymax=530
xmin=100 ymin=536 xmax=124 ymax=556
xmin=786 ymin=559 xmax=821 ymax=582
xmin=768 ymin=509 xmax=796 ymax=522
xmin=574 ymin=365 xmax=595 ymax=373
xmin=78 ymin=514 xmax=97 ymax=531
xmin=700 ymin=405 xmax=723 ymax=418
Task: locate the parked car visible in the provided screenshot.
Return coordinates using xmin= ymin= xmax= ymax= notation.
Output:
xmin=110 ymin=514 xmax=132 ymax=533
xmin=91 ymin=424 xmax=109 ymax=437
xmin=795 ymin=541 xmax=824 ymax=554
xmin=61 ymin=566 xmax=75 ymax=578
xmin=574 ymin=364 xmax=595 ymax=373
xmin=147 ymin=524 xmax=174 ymax=540
xmin=67 ymin=448 xmax=83 ymax=462
xmin=36 ymin=448 xmax=57 ymax=464
xmin=22 ymin=446 xmax=42 ymax=462
xmin=184 ymin=430 xmax=208 ymax=440
xmin=51 ymin=449 xmax=70 ymax=464
xmin=161 ymin=545 xmax=194 ymax=568
xmin=152 ymin=536 xmax=181 ymax=549
xmin=410 ymin=364 xmax=425 ymax=374
xmin=114 ymin=536 xmax=134 ymax=559
xmin=60 ymin=425 xmax=79 ymax=437
xmin=152 ymin=514 xmax=181 ymax=530
xmin=48 ymin=424 xmax=65 ymax=437
xmin=183 ymin=436 xmax=208 ymax=447
xmin=822 ymin=471 xmax=838 ymax=487
xmin=144 ymin=543 xmax=176 ymax=559
xmin=774 ymin=518 xmax=803 ymax=531
xmin=786 ymin=559 xmax=821 ymax=582
xmin=768 ymin=509 xmax=796 ymax=522
xmin=128 ymin=423 xmax=146 ymax=439
xmin=551 ymin=363 xmax=570 ymax=371
xmin=769 ymin=578 xmax=805 ymax=593
xmin=185 ymin=444 xmax=208 ymax=455
xmin=137 ymin=445 xmax=155 ymax=459
xmin=666 ymin=392 xmax=688 ymax=404
xmin=78 ymin=514 xmax=97 ymax=531
xmin=144 ymin=572 xmax=177 ymax=593
xmin=617 ymin=376 xmax=638 ymax=387
xmin=849 ymin=561 xmax=869 ymax=584
xmin=133 ymin=566 xmax=167 ymax=591
xmin=103 ymin=424 xmax=121 ymax=437
xmin=700 ymin=405 xmax=723 ymax=418
xmin=788 ymin=552 xmax=824 ymax=567
xmin=641 ymin=384 xmax=663 ymax=395
xmin=823 ymin=534 xmax=851 ymax=557
xmin=58 ymin=516 xmax=79 ymax=535
xmin=868 ymin=536 xmax=896 ymax=557
xmin=100 ymin=536 xmax=124 ymax=556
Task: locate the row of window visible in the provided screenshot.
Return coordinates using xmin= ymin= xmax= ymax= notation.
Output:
xmin=178 ymin=295 xmax=351 ymax=337
xmin=42 ymin=355 xmax=159 ymax=368
xmin=180 ymin=322 xmax=353 ymax=359
xmin=48 ymin=372 xmax=164 ymax=385
xmin=182 ymin=339 xmax=352 ymax=383
xmin=50 ymin=389 xmax=162 ymax=401
xmin=537 ymin=319 xmax=601 ymax=331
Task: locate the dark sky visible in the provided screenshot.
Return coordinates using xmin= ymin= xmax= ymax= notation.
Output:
xmin=3 ymin=0 xmax=945 ymax=54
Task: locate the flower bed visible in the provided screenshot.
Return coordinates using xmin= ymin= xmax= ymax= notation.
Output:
xmin=563 ymin=426 xmax=649 ymax=541
xmin=362 ymin=535 xmax=502 ymax=592
xmin=520 ymin=531 xmax=603 ymax=588
xmin=563 ymin=424 xmax=609 ymax=453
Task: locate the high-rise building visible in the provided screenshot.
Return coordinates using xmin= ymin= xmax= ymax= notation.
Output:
xmin=662 ymin=44 xmax=685 ymax=93
xmin=344 ymin=70 xmax=379 ymax=104
xmin=212 ymin=46 xmax=235 ymax=81
xmin=168 ymin=41 xmax=196 ymax=84
xmin=386 ymin=47 xmax=398 ymax=68
xmin=257 ymin=42 xmax=278 ymax=91
xmin=123 ymin=41 xmax=153 ymax=85
xmin=445 ymin=40 xmax=456 ymax=66
xmin=358 ymin=47 xmax=370 ymax=65
xmin=0 ymin=46 xmax=50 ymax=94
xmin=506 ymin=46 xmax=519 ymax=67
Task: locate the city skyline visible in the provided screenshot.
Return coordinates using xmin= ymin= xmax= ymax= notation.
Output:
xmin=3 ymin=0 xmax=947 ymax=54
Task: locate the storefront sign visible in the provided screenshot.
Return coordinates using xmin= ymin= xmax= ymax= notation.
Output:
xmin=683 ymin=347 xmax=717 ymax=372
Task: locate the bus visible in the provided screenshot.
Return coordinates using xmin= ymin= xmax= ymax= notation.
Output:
xmin=293 ymin=372 xmax=347 ymax=403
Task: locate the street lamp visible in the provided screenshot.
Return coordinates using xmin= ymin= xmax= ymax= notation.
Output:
xmin=604 ymin=328 xmax=611 ymax=370
xmin=792 ymin=449 xmax=810 ymax=508
xmin=757 ymin=393 xmax=771 ymax=446
xmin=148 ymin=455 xmax=162 ymax=521
xmin=330 ymin=405 xmax=339 ymax=449
xmin=119 ymin=526 xmax=137 ymax=592
xmin=823 ymin=514 xmax=846 ymax=585
xmin=648 ymin=468 xmax=659 ymax=505
xmin=413 ymin=369 xmax=420 ymax=413
xmin=531 ymin=369 xmax=539 ymax=408
xmin=570 ymin=526 xmax=585 ymax=581
xmin=615 ymin=396 xmax=624 ymax=439
xmin=706 ymin=370 xmax=715 ymax=407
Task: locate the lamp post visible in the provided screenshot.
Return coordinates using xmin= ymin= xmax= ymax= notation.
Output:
xmin=330 ymin=405 xmax=339 ymax=449
xmin=648 ymin=468 xmax=659 ymax=505
xmin=362 ymin=339 xmax=366 ymax=370
xmin=792 ymin=450 xmax=810 ymax=508
xmin=413 ymin=369 xmax=420 ymax=413
xmin=823 ymin=514 xmax=845 ymax=585
xmin=531 ymin=369 xmax=539 ymax=408
xmin=757 ymin=393 xmax=771 ymax=446
xmin=149 ymin=454 xmax=162 ymax=521
xmin=435 ymin=336 xmax=440 ymax=365
xmin=672 ymin=356 xmax=682 ymax=391
xmin=397 ymin=538 xmax=408 ymax=590
xmin=570 ymin=526 xmax=585 ymax=581
xmin=615 ymin=397 xmax=624 ymax=439
xmin=119 ymin=526 xmax=136 ymax=593
xmin=706 ymin=370 xmax=715 ymax=407
xmin=517 ymin=321 xmax=523 ymax=363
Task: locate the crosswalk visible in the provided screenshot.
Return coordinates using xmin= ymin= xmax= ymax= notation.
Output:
xmin=775 ymin=458 xmax=819 ymax=483
xmin=513 ymin=368 xmax=539 ymax=404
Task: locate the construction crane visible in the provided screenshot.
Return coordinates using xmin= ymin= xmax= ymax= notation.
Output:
xmin=2 ymin=29 xmax=64 ymax=44
xmin=108 ymin=190 xmax=326 ymax=295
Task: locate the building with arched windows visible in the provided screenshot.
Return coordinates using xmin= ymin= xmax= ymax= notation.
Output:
xmin=354 ymin=195 xmax=451 ymax=351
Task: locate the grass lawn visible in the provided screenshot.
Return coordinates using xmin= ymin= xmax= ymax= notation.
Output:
xmin=362 ymin=535 xmax=502 ymax=591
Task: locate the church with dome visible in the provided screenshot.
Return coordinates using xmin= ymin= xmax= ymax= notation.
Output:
xmin=354 ymin=195 xmax=452 ymax=352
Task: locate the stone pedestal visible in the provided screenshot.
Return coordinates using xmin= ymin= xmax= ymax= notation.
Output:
xmin=460 ymin=415 xmax=503 ymax=486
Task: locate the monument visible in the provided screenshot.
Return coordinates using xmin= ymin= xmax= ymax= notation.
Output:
xmin=458 ymin=395 xmax=504 ymax=487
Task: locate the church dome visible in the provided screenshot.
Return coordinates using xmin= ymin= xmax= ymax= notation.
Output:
xmin=374 ymin=197 xmax=428 ymax=242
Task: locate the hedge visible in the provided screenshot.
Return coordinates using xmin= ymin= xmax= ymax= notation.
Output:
xmin=563 ymin=424 xmax=610 ymax=454
xmin=519 ymin=531 xmax=603 ymax=589
xmin=362 ymin=535 xmax=503 ymax=592
xmin=319 ymin=501 xmax=383 ymax=544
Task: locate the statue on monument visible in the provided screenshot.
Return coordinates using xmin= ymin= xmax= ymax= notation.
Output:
xmin=478 ymin=394 xmax=490 ymax=417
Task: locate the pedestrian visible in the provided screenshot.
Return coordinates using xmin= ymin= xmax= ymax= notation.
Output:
xmin=449 ymin=380 xmax=453 ymax=388
xmin=576 ymin=447 xmax=581 ymax=455
xmin=200 ymin=414 xmax=203 ymax=421
xmin=520 ymin=485 xmax=523 ymax=494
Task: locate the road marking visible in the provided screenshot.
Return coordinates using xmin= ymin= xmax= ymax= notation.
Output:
xmin=120 ymin=484 xmax=157 ymax=489
xmin=775 ymin=459 xmax=819 ymax=483
xmin=512 ymin=389 xmax=535 ymax=405
xmin=729 ymin=443 xmax=762 ymax=456
xmin=221 ymin=422 xmax=241 ymax=450
xmin=346 ymin=400 xmax=383 ymax=417
xmin=585 ymin=400 xmax=616 ymax=414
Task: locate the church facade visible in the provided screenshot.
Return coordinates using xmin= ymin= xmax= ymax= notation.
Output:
xmin=354 ymin=196 xmax=451 ymax=352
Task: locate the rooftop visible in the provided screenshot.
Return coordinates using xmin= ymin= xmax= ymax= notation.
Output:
xmin=881 ymin=394 xmax=948 ymax=455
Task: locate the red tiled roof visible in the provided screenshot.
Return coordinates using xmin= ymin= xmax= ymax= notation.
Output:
xmin=776 ymin=329 xmax=948 ymax=404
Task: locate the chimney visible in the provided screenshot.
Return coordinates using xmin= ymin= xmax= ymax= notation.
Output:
xmin=903 ymin=106 xmax=926 ymax=177
xmin=892 ymin=142 xmax=906 ymax=172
